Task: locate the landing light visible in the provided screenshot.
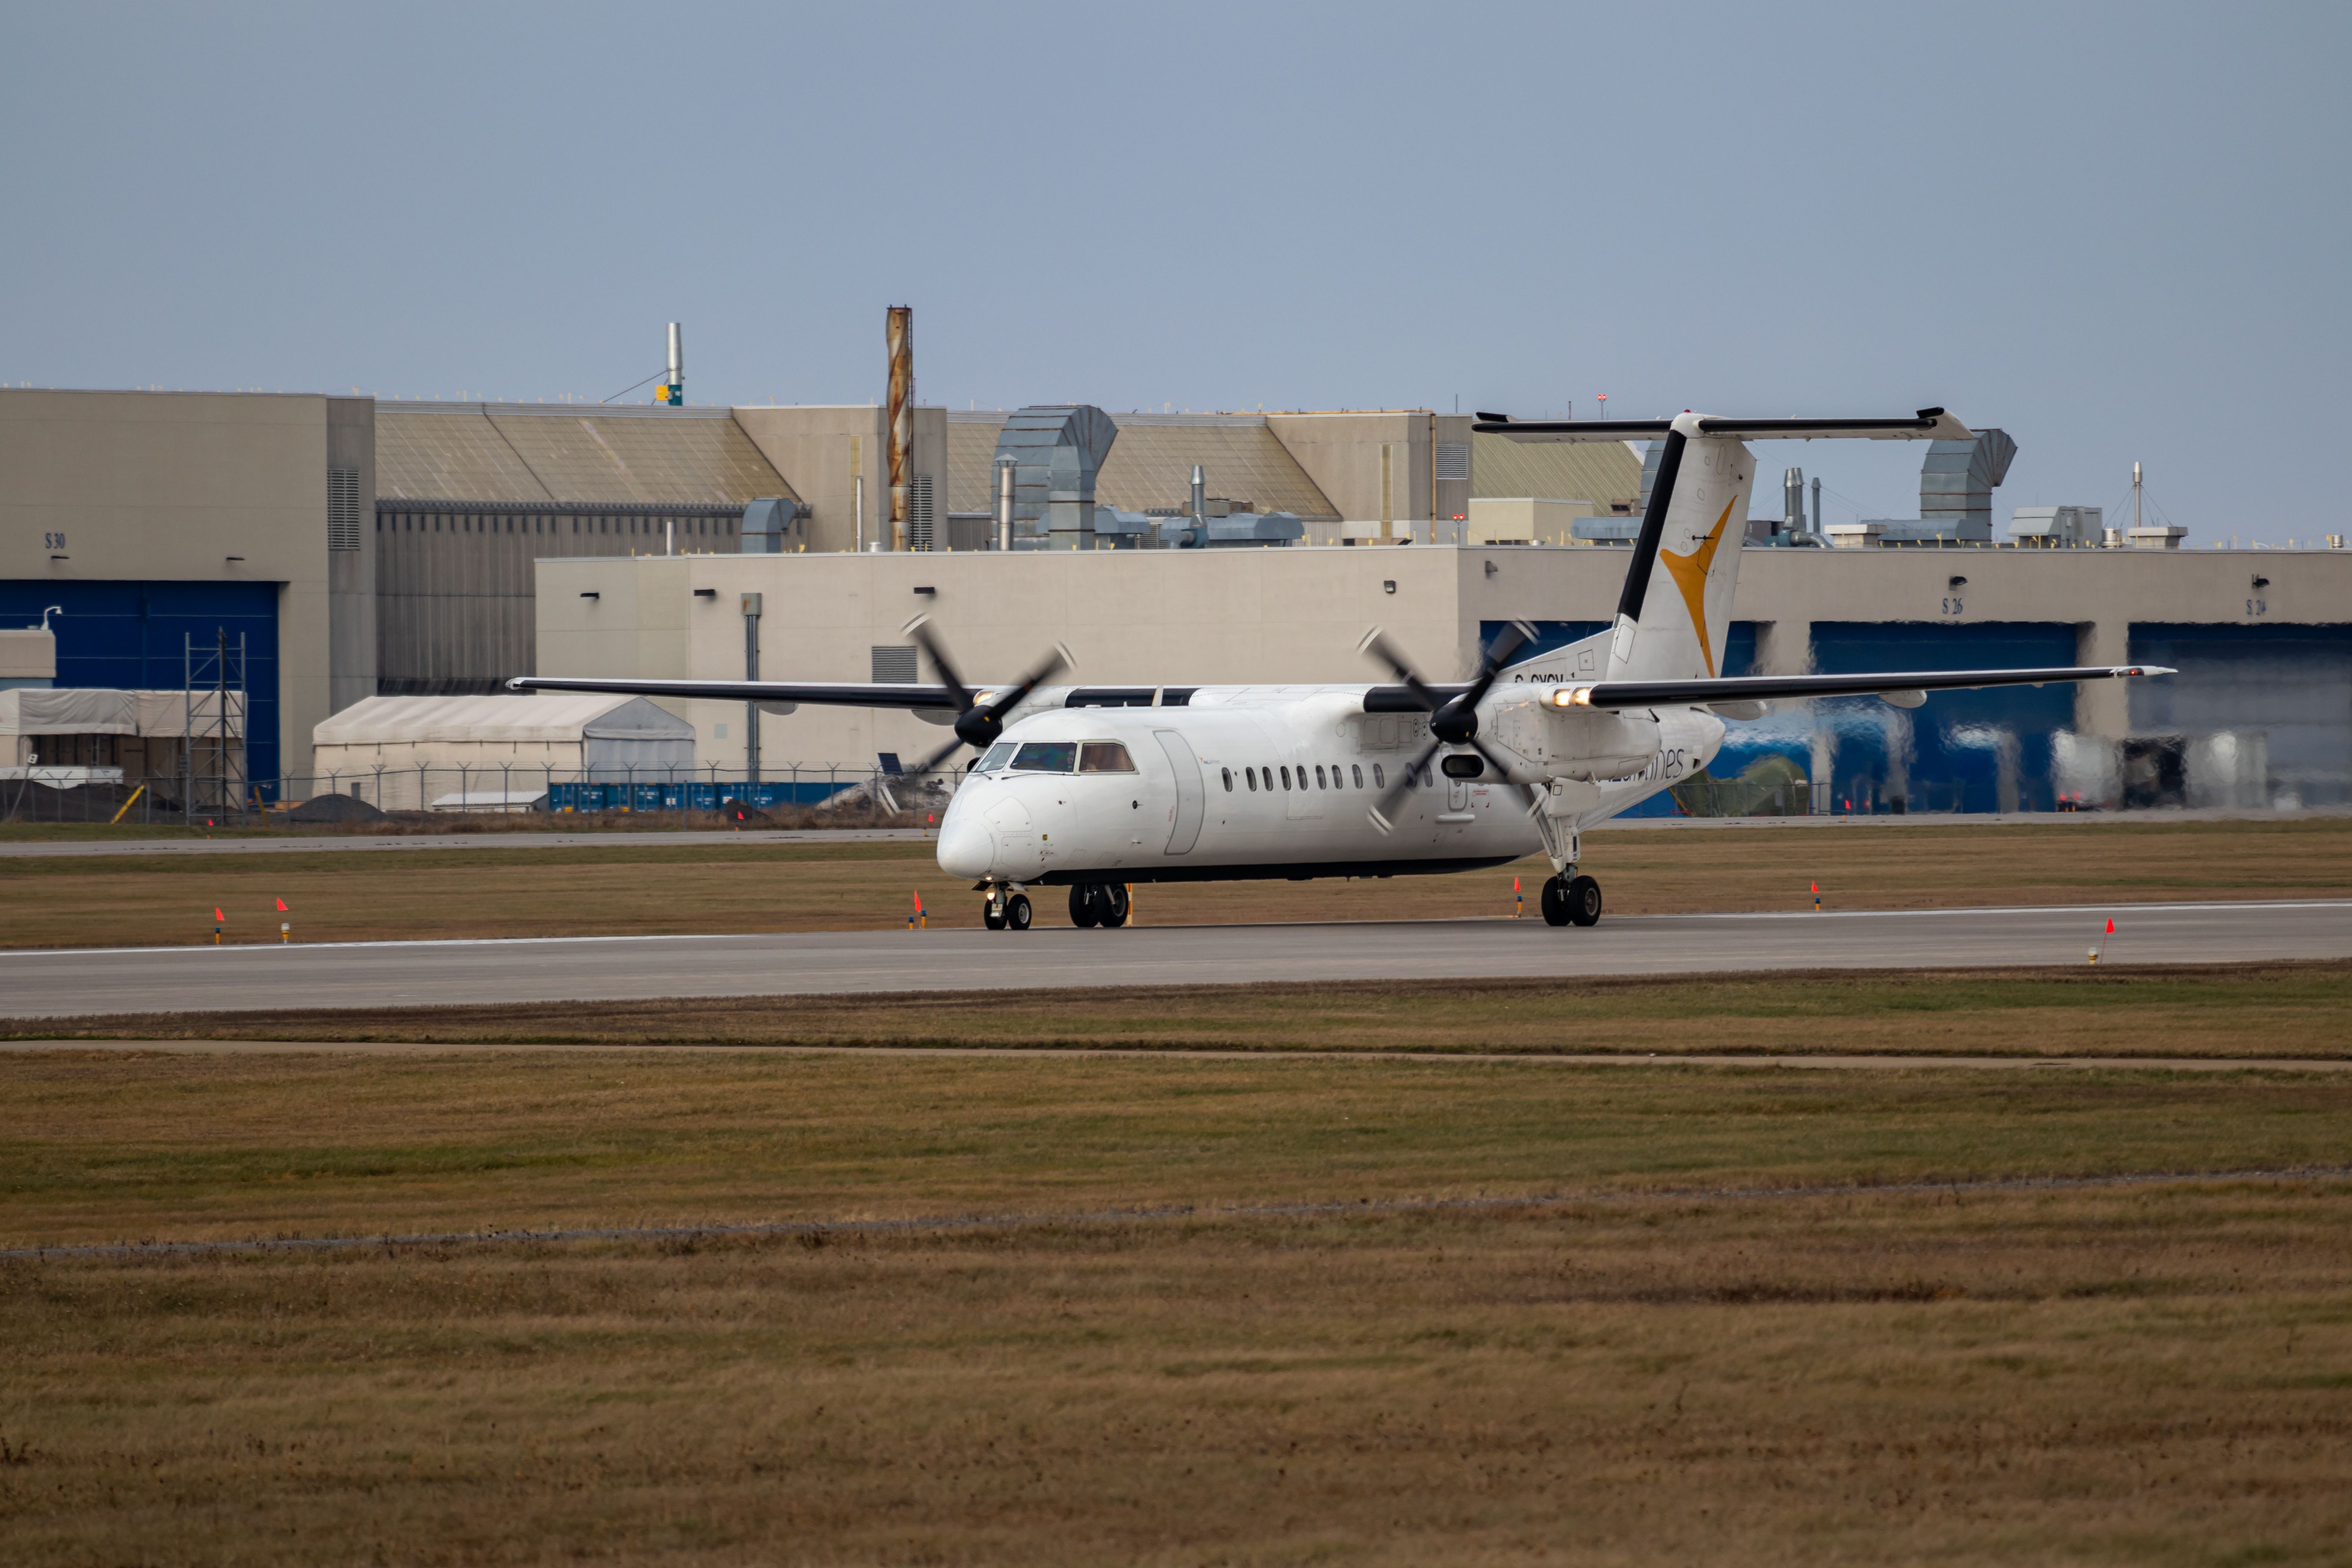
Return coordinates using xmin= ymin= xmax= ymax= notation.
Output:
xmin=1550 ymin=688 xmax=1592 ymax=707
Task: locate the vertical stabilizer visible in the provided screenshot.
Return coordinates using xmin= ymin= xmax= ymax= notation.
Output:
xmin=1606 ymin=416 xmax=1755 ymax=682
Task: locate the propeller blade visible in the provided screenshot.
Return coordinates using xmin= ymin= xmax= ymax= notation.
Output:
xmin=979 ymin=642 xmax=1073 ymax=720
xmin=1466 ymin=734 xmax=1515 ymax=784
xmin=903 ymin=616 xmax=974 ymax=711
xmin=1456 ymin=621 xmax=1532 ymax=708
xmin=903 ymin=734 xmax=970 ymax=780
xmin=1368 ymin=737 xmax=1444 ymax=834
xmin=1358 ymin=628 xmax=1445 ymax=711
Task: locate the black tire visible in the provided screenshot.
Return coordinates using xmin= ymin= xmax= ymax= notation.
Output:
xmin=983 ymin=898 xmax=1007 ymax=931
xmin=1540 ymin=874 xmax=1573 ymax=927
xmin=1005 ymin=893 xmax=1033 ymax=931
xmin=1100 ymin=884 xmax=1131 ymax=928
xmin=1069 ymin=884 xmax=1099 ymax=928
xmin=1566 ymin=875 xmax=1602 ymax=927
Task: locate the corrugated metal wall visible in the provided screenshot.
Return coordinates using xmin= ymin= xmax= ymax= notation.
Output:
xmin=374 ymin=502 xmax=740 ymax=695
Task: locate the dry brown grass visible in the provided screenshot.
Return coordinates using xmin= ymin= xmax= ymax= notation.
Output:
xmin=1 ymin=816 xmax=2347 ymax=949
xmin=6 ymin=1048 xmax=2349 ymax=1247
xmin=5 ymin=1051 xmax=2352 ymax=1563
xmin=17 ymin=959 xmax=2352 ymax=1062
xmin=5 ymin=1183 xmax=2350 ymax=1565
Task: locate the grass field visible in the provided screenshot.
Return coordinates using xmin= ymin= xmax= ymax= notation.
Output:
xmin=18 ymin=959 xmax=2352 ymax=1060
xmin=4 ymin=1048 xmax=2351 ymax=1564
xmin=1 ymin=815 xmax=2348 ymax=949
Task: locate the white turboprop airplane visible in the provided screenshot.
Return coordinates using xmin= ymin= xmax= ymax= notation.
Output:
xmin=514 ymin=408 xmax=2172 ymax=931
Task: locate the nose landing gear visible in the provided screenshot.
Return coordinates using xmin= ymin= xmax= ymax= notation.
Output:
xmin=1540 ymin=873 xmax=1603 ymax=928
xmin=981 ymin=887 xmax=1033 ymax=931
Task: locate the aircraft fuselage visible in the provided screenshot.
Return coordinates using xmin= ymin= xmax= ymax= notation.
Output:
xmin=934 ymin=685 xmax=1726 ymax=888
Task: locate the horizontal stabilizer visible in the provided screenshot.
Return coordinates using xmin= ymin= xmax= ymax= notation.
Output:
xmin=1559 ymin=664 xmax=2173 ymax=711
xmin=1474 ymin=407 xmax=1973 ymax=443
xmin=510 ymin=676 xmax=960 ymax=710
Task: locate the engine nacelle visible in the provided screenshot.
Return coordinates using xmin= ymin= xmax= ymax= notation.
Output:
xmin=1488 ymin=697 xmax=1662 ymax=782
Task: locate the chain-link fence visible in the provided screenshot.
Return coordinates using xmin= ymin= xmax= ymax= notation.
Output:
xmin=0 ymin=763 xmax=955 ymax=830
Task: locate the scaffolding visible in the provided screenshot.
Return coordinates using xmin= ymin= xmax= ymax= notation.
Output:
xmin=183 ymin=629 xmax=249 ymax=824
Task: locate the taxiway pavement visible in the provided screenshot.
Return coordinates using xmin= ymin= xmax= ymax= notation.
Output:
xmin=2 ymin=899 xmax=2345 ymax=1020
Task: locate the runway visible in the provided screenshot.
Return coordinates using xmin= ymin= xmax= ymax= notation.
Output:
xmin=3 ymin=899 xmax=2347 ymax=1020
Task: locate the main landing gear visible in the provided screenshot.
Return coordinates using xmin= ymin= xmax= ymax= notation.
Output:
xmin=1068 ymin=882 xmax=1131 ymax=929
xmin=982 ymin=889 xmax=1032 ymax=931
xmin=1540 ymin=873 xmax=1603 ymax=928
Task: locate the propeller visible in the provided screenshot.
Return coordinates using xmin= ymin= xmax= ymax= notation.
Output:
xmin=1360 ymin=621 xmax=1534 ymax=832
xmin=902 ymin=616 xmax=1072 ymax=778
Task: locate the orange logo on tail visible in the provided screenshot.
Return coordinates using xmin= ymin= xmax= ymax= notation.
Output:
xmin=1657 ymin=500 xmax=1736 ymax=677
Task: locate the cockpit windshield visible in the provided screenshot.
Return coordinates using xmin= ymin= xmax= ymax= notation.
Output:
xmin=1009 ymin=741 xmax=1079 ymax=773
xmin=1078 ymin=742 xmax=1136 ymax=773
xmin=976 ymin=742 xmax=1017 ymax=772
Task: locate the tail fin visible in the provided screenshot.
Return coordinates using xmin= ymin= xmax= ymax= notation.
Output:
xmin=1607 ymin=419 xmax=1754 ymax=682
xmin=1474 ymin=405 xmax=1969 ymax=685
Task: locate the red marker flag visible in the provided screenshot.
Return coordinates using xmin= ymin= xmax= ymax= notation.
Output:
xmin=213 ymin=907 xmax=224 ymax=922
xmin=2106 ymin=918 xmax=2116 ymax=935
xmin=1512 ymin=877 xmax=1521 ymax=893
xmin=913 ymin=890 xmax=924 ymax=913
xmin=1811 ymin=880 xmax=1818 ymax=894
xmin=275 ymin=897 xmax=288 ymax=912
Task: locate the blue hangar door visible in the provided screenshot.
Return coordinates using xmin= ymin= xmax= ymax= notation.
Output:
xmin=0 ymin=581 xmax=282 ymax=793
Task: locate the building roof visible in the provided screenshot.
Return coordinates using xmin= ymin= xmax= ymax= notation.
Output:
xmin=314 ymin=693 xmax=692 ymax=746
xmin=947 ymin=412 xmax=1338 ymax=519
xmin=1470 ymin=432 xmax=1644 ymax=513
xmin=375 ymin=402 xmax=795 ymax=506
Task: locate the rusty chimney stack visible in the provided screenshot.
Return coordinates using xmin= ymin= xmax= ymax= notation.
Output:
xmin=885 ymin=306 xmax=913 ymax=552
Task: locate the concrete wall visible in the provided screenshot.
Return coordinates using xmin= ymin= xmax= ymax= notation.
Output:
xmin=539 ymin=543 xmax=2352 ymax=788
xmin=0 ymin=388 xmax=365 ymax=780
xmin=1265 ymin=412 xmax=1437 ymax=535
xmin=537 ymin=546 xmax=1481 ymax=771
xmin=731 ymin=405 xmax=948 ymax=555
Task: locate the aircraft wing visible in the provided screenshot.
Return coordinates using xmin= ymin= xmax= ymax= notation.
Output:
xmin=1559 ymin=664 xmax=2173 ymax=711
xmin=1472 ymin=407 xmax=1973 ymax=442
xmin=508 ymin=675 xmax=960 ymax=710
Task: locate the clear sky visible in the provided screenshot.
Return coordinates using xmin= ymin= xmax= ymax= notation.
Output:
xmin=3 ymin=2 xmax=2344 ymax=541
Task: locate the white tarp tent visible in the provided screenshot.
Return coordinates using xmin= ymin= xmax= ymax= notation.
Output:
xmin=0 ymin=688 xmax=244 ymax=768
xmin=310 ymin=693 xmax=694 ymax=808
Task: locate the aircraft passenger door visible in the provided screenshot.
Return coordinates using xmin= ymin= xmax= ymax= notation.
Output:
xmin=1154 ymin=729 xmax=1205 ymax=855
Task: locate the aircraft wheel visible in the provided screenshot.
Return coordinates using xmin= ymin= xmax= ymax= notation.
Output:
xmin=1005 ymin=893 xmax=1033 ymax=931
xmin=1100 ymin=883 xmax=1131 ymax=928
xmin=983 ymin=896 xmax=1007 ymax=931
xmin=1566 ymin=875 xmax=1603 ymax=927
xmin=1069 ymin=884 xmax=1100 ymax=928
xmin=1540 ymin=875 xmax=1573 ymax=927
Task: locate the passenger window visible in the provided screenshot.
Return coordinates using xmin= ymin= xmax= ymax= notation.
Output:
xmin=1372 ymin=763 xmax=1385 ymax=788
xmin=1314 ymin=766 xmax=1327 ymax=789
xmin=978 ymin=742 xmax=1017 ymax=772
xmin=1352 ymin=764 xmax=1364 ymax=789
xmin=1079 ymin=741 xmax=1137 ymax=773
xmin=1280 ymin=766 xmax=1291 ymax=789
xmin=1010 ymin=741 xmax=1079 ymax=773
xmin=1244 ymin=767 xmax=1256 ymax=790
xmin=1221 ymin=767 xmax=1232 ymax=791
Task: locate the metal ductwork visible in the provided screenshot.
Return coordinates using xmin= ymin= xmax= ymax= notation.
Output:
xmin=1918 ymin=429 xmax=2017 ymax=540
xmin=993 ymin=405 xmax=1118 ymax=550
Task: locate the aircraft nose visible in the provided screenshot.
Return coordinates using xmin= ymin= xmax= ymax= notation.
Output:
xmin=937 ymin=815 xmax=995 ymax=879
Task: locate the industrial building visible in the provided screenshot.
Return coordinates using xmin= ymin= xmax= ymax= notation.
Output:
xmin=534 ymin=543 xmax=2352 ymax=814
xmin=4 ymin=320 xmax=2347 ymax=814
